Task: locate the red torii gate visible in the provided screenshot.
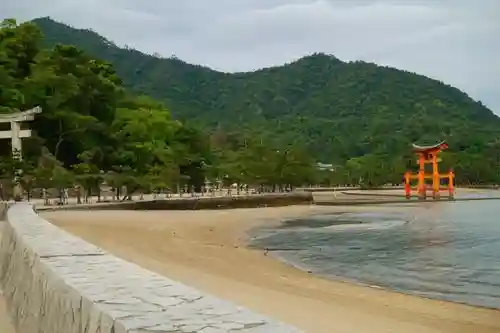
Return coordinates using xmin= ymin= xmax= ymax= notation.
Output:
xmin=404 ymin=141 xmax=454 ymax=200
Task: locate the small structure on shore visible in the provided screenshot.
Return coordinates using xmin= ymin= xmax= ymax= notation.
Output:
xmin=0 ymin=107 xmax=41 ymax=156
xmin=0 ymin=107 xmax=42 ymax=199
xmin=404 ymin=141 xmax=454 ymax=200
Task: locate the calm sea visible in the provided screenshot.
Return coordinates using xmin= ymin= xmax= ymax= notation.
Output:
xmin=249 ymin=192 xmax=500 ymax=309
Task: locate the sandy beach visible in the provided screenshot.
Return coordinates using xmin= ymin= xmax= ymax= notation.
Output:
xmin=43 ymin=204 xmax=500 ymax=333
xmin=0 ymin=292 xmax=14 ymax=333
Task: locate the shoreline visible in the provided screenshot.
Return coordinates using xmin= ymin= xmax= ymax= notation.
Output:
xmin=251 ymin=204 xmax=500 ymax=312
xmin=42 ymin=204 xmax=500 ymax=333
xmin=268 ymin=250 xmax=500 ymax=312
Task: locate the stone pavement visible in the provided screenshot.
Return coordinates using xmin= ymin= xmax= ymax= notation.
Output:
xmin=0 ymin=224 xmax=15 ymax=333
xmin=0 ymin=202 xmax=302 ymax=333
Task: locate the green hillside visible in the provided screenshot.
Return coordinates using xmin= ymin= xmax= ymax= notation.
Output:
xmin=18 ymin=17 xmax=500 ymax=184
xmin=32 ymin=17 xmax=500 ymax=165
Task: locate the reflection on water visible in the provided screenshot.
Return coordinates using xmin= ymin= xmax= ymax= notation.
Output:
xmin=250 ymin=198 xmax=500 ymax=308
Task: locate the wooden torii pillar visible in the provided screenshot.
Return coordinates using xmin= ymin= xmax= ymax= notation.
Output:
xmin=404 ymin=141 xmax=455 ymax=200
xmin=0 ymin=106 xmax=42 ymax=199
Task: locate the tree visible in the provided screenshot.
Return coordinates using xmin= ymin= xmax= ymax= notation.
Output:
xmin=72 ymin=161 xmax=100 ymax=203
xmin=28 ymin=44 xmax=123 ymax=165
xmin=32 ymin=148 xmax=73 ymax=204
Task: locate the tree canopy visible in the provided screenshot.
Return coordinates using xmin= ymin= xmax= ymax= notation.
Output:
xmin=0 ymin=18 xmax=327 ymax=201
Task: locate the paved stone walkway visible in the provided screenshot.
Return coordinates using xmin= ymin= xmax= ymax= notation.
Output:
xmin=0 ymin=223 xmax=15 ymax=333
xmin=0 ymin=192 xmax=230 ymax=333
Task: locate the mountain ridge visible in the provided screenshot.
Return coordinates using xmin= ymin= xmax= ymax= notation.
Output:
xmin=32 ymin=17 xmax=484 ymax=99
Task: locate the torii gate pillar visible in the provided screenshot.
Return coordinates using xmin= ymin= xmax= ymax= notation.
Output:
xmin=0 ymin=106 xmax=42 ymax=199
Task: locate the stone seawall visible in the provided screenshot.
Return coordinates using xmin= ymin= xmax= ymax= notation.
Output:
xmin=0 ymin=203 xmax=302 ymax=332
xmin=39 ymin=192 xmax=314 ymax=211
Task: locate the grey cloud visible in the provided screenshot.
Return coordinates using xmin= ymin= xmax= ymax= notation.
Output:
xmin=1 ymin=0 xmax=499 ymax=113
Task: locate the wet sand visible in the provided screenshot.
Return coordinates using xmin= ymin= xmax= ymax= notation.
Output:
xmin=42 ymin=204 xmax=500 ymax=333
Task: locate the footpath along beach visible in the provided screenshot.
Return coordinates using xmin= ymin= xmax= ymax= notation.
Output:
xmin=0 ymin=224 xmax=15 ymax=333
xmin=42 ymin=192 xmax=500 ymax=333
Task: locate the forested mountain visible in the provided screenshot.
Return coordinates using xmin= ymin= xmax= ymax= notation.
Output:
xmin=32 ymin=17 xmax=500 ymax=172
xmin=1 ymin=16 xmax=498 ymax=190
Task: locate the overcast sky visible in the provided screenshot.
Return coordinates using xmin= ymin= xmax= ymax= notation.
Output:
xmin=2 ymin=0 xmax=499 ymax=114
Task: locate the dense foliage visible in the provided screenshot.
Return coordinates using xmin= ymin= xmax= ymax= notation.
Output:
xmin=0 ymin=17 xmax=499 ymax=201
xmin=0 ymin=19 xmax=320 ymax=201
xmin=31 ymin=17 xmax=500 ymax=186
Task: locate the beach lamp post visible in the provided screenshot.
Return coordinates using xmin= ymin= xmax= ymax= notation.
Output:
xmin=215 ymin=178 xmax=222 ymax=197
xmin=204 ymin=178 xmax=211 ymax=196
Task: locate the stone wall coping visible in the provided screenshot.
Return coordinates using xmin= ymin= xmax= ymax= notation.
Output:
xmin=1 ymin=203 xmax=302 ymax=332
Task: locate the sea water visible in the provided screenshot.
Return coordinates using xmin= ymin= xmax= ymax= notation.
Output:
xmin=249 ymin=194 xmax=500 ymax=308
